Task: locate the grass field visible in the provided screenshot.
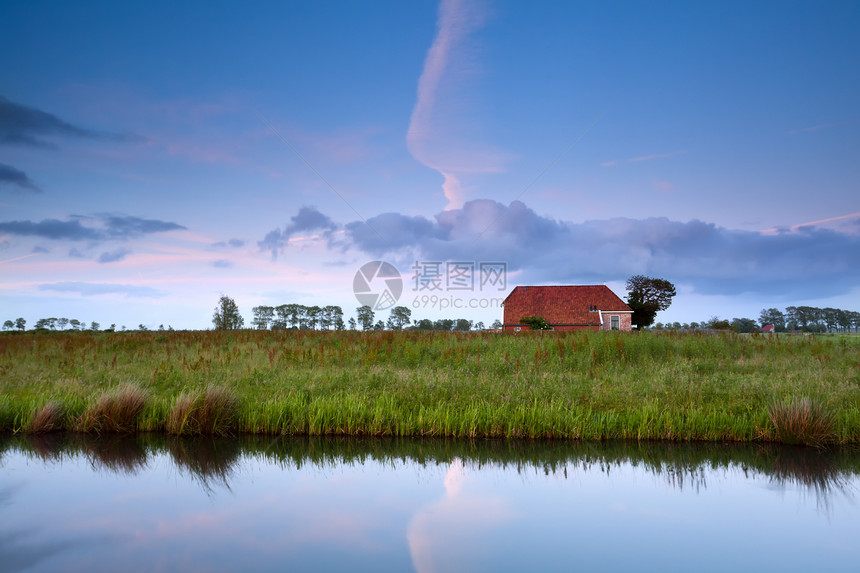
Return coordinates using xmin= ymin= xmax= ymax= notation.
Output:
xmin=1 ymin=329 xmax=858 ymax=446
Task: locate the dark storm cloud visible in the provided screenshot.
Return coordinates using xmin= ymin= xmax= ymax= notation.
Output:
xmin=0 ymin=215 xmax=185 ymax=241
xmin=38 ymin=281 xmax=165 ymax=298
xmin=97 ymin=248 xmax=131 ymax=263
xmin=0 ymin=163 xmax=40 ymax=192
xmin=0 ymin=96 xmax=140 ymax=147
xmin=332 ymin=199 xmax=860 ymax=300
xmin=258 ymin=206 xmax=338 ymax=260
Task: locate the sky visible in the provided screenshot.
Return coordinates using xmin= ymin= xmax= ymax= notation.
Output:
xmin=1 ymin=0 xmax=859 ymax=330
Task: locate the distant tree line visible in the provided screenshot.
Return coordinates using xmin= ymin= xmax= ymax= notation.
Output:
xmin=247 ymin=302 xmax=489 ymax=332
xmin=758 ymin=306 xmax=860 ymax=333
xmin=2 ymin=317 xmax=179 ymax=333
xmin=651 ymin=305 xmax=860 ymax=333
xmin=3 ymin=317 xmax=105 ymax=332
xmin=9 ymin=299 xmax=857 ymax=336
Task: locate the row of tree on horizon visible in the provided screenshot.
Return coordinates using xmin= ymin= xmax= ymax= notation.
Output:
xmin=5 ymin=303 xmax=858 ymax=334
xmin=653 ymin=306 xmax=860 ymax=333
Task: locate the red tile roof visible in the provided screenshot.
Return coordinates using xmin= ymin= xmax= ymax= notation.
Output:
xmin=503 ymin=285 xmax=631 ymax=326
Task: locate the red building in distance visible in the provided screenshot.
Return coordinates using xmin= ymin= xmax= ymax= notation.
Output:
xmin=502 ymin=285 xmax=633 ymax=332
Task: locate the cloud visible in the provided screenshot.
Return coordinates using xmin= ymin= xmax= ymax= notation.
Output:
xmin=787 ymin=123 xmax=842 ymax=136
xmin=329 ymin=198 xmax=860 ymax=300
xmin=212 ymin=259 xmax=232 ymax=268
xmin=761 ymin=211 xmax=860 ymax=235
xmin=628 ymin=150 xmax=688 ymax=163
xmin=212 ymin=238 xmax=246 ymax=249
xmin=98 ymin=215 xmax=186 ymax=238
xmin=603 ymin=151 xmax=688 ymax=166
xmin=31 ymin=245 xmax=49 ymax=253
xmin=0 ymin=96 xmax=140 ymax=147
xmin=38 ymin=281 xmax=165 ymax=298
xmin=98 ymin=248 xmax=131 ymax=263
xmin=0 ymin=163 xmax=40 ymax=192
xmin=258 ymin=206 xmax=338 ymax=260
xmin=407 ymin=0 xmax=508 ymax=209
xmin=0 ymin=219 xmax=102 ymax=240
xmin=0 ymin=215 xmax=185 ymax=241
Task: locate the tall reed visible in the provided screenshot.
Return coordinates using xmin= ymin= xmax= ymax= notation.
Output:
xmin=767 ymin=397 xmax=836 ymax=448
xmin=167 ymin=386 xmax=238 ymax=436
xmin=75 ymin=385 xmax=148 ymax=433
xmin=28 ymin=401 xmax=65 ymax=433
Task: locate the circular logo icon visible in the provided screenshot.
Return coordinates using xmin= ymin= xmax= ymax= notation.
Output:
xmin=353 ymin=261 xmax=402 ymax=311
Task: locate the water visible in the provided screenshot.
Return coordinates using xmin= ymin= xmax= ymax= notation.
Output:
xmin=1 ymin=435 xmax=859 ymax=572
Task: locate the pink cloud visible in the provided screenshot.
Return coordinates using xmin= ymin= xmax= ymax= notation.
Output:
xmin=760 ymin=211 xmax=860 ymax=235
xmin=787 ymin=122 xmax=843 ymax=136
xmin=628 ymin=150 xmax=688 ymax=163
xmin=406 ymin=0 xmax=512 ymax=209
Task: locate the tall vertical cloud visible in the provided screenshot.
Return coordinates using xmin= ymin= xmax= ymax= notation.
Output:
xmin=407 ymin=0 xmax=509 ymax=210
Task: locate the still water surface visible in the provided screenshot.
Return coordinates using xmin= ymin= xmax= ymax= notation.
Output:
xmin=1 ymin=435 xmax=859 ymax=572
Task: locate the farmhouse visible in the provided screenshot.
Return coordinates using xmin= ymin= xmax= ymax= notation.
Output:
xmin=502 ymin=285 xmax=633 ymax=332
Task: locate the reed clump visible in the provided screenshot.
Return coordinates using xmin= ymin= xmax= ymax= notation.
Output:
xmin=28 ymin=401 xmax=66 ymax=433
xmin=767 ymin=397 xmax=836 ymax=448
xmin=76 ymin=385 xmax=148 ymax=434
xmin=167 ymin=386 xmax=238 ymax=436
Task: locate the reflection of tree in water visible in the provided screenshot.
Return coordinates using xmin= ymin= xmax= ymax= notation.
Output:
xmin=166 ymin=436 xmax=242 ymax=495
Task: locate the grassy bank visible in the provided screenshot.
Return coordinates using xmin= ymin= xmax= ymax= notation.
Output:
xmin=1 ymin=330 xmax=859 ymax=445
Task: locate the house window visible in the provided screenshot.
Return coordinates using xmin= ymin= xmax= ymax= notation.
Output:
xmin=514 ymin=326 xmax=521 ymax=332
xmin=610 ymin=315 xmax=620 ymax=330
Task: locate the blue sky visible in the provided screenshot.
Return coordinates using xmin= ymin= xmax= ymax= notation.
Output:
xmin=1 ymin=0 xmax=858 ymax=329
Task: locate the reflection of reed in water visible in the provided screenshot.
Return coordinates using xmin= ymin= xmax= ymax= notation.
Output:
xmin=756 ymin=444 xmax=851 ymax=507
xmin=84 ymin=434 xmax=149 ymax=475
xmin=167 ymin=436 xmax=242 ymax=494
xmin=11 ymin=433 xmax=148 ymax=475
xmin=237 ymin=436 xmax=860 ymax=503
xmin=2 ymin=434 xmax=858 ymax=504
xmin=15 ymin=433 xmax=72 ymax=463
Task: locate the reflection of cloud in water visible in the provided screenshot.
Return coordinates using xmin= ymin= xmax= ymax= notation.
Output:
xmin=407 ymin=458 xmax=515 ymax=573
xmin=0 ymin=526 xmax=121 ymax=573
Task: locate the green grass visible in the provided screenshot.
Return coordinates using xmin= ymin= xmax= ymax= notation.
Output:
xmin=1 ymin=329 xmax=859 ymax=445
